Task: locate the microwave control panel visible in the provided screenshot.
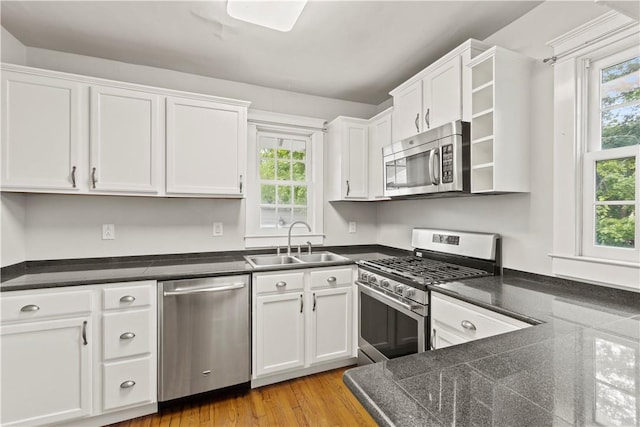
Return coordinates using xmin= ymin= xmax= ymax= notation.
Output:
xmin=441 ymin=144 xmax=454 ymax=183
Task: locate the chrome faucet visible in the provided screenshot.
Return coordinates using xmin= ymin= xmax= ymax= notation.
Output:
xmin=306 ymin=241 xmax=312 ymax=255
xmin=287 ymin=221 xmax=311 ymax=256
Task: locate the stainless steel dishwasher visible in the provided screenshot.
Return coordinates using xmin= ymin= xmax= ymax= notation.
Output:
xmin=158 ymin=275 xmax=250 ymax=402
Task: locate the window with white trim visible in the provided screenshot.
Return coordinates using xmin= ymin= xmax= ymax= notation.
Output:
xmin=583 ymin=46 xmax=639 ymax=262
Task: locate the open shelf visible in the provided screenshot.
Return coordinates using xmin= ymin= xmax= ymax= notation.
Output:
xmin=472 ymin=108 xmax=494 ymax=120
xmin=471 ymin=111 xmax=493 ymax=141
xmin=471 ymin=166 xmax=494 ymax=193
xmin=471 ymin=138 xmax=494 ymax=167
xmin=472 ymin=57 xmax=493 ymax=90
xmin=472 ymin=81 xmax=494 ymax=93
xmin=471 ymin=135 xmax=494 ymax=144
xmin=472 ymin=84 xmax=493 ymax=115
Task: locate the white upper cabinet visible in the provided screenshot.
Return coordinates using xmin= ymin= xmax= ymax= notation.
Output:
xmin=422 ymin=55 xmax=462 ymax=130
xmin=392 ymin=81 xmax=423 ymax=141
xmin=368 ymin=108 xmax=392 ymax=200
xmin=1 ymin=70 xmax=81 ymax=191
xmin=166 ymin=96 xmax=247 ymax=197
xmin=90 ymin=86 xmax=161 ymax=194
xmin=326 ymin=117 xmax=369 ymax=200
xmin=390 ymin=39 xmax=488 ymax=141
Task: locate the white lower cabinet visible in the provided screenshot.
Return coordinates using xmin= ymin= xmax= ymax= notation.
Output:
xmin=252 ymin=266 xmax=356 ymax=386
xmin=430 ymin=292 xmax=531 ymax=349
xmin=0 ymin=280 xmax=157 ymax=426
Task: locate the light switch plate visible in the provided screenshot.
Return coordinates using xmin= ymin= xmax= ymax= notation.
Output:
xmin=102 ymin=224 xmax=115 ymax=240
xmin=213 ymin=222 xmax=224 ymax=237
xmin=349 ymin=222 xmax=357 ymax=233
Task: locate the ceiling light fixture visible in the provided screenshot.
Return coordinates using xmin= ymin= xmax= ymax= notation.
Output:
xmin=226 ymin=0 xmax=308 ymax=32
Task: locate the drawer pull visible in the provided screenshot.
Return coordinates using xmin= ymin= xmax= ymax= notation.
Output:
xmin=120 ymin=295 xmax=135 ymax=303
xmin=82 ymin=321 xmax=88 ymax=345
xmin=20 ymin=304 xmax=40 ymax=312
xmin=461 ymin=320 xmax=477 ymax=331
xmin=120 ymin=332 xmax=136 ymax=340
xmin=202 ymin=370 xmax=211 ymax=376
xmin=120 ymin=380 xmax=136 ymax=389
xmin=327 ymin=276 xmax=337 ymax=284
xmin=275 ymin=281 xmax=287 ymax=288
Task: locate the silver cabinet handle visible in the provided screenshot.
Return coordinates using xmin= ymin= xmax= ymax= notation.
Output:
xmin=346 ymin=180 xmax=350 ymax=196
xmin=163 ymin=282 xmax=245 ymax=297
xmin=313 ymin=292 xmax=317 ymax=311
xmin=431 ymin=328 xmax=436 ymax=350
xmin=275 ymin=281 xmax=287 ymax=288
xmin=20 ymin=304 xmax=40 ymax=312
xmin=71 ymin=166 xmax=77 ymax=188
xmin=120 ymin=380 xmax=136 ymax=389
xmin=120 ymin=332 xmax=136 ymax=340
xmin=414 ymin=113 xmax=420 ymax=132
xmin=82 ymin=320 xmax=88 ymax=346
xmin=91 ymin=167 xmax=97 ymax=189
xmin=327 ymin=276 xmax=337 ymax=284
xmin=461 ymin=320 xmax=476 ymax=331
xmin=425 ymin=108 xmax=430 ymax=129
xmin=239 ymin=174 xmax=243 ymax=193
xmin=300 ymin=294 xmax=304 ymax=313
xmin=120 ymin=295 xmax=135 ymax=303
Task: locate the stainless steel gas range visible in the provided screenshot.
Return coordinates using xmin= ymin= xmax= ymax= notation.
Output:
xmin=356 ymin=228 xmax=501 ymax=364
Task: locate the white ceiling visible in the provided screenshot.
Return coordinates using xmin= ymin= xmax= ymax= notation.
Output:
xmin=0 ymin=1 xmax=543 ymax=105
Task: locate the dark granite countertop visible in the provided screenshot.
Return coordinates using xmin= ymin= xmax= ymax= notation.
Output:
xmin=0 ymin=245 xmax=409 ymax=292
xmin=344 ymin=270 xmax=640 ymax=427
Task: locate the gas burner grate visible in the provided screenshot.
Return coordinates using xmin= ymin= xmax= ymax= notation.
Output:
xmin=362 ymin=256 xmax=489 ymax=284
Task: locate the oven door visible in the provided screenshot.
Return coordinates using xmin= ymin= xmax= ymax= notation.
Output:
xmin=357 ymin=281 xmax=427 ymax=363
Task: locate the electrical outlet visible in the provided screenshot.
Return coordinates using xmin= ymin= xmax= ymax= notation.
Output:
xmin=102 ymin=224 xmax=115 ymax=240
xmin=213 ymin=222 xmax=224 ymax=237
xmin=348 ymin=221 xmax=357 ymax=233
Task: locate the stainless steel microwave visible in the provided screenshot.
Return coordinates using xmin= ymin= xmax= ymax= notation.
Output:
xmin=383 ymin=120 xmax=470 ymax=198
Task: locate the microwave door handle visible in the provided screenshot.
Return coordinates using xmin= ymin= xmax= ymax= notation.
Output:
xmin=429 ymin=148 xmax=440 ymax=185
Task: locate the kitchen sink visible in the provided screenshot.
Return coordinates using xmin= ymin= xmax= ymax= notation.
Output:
xmin=244 ymin=251 xmax=350 ymax=268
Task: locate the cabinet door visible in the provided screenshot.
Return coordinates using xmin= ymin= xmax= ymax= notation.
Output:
xmin=1 ymin=71 xmax=81 ymax=191
xmin=422 ymin=56 xmax=462 ymax=130
xmin=1 ymin=317 xmax=92 ymax=426
xmin=392 ymin=80 xmax=422 ymax=141
xmin=343 ymin=122 xmax=368 ymax=199
xmin=90 ymin=86 xmax=160 ymax=193
xmin=368 ymin=112 xmax=392 ymax=199
xmin=432 ymin=325 xmax=466 ymax=350
xmin=255 ymin=292 xmax=304 ymax=377
xmin=309 ymin=287 xmax=352 ymax=364
xmin=166 ymin=96 xmax=246 ymax=196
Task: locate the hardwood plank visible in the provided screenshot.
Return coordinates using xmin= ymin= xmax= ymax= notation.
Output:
xmin=108 ymin=367 xmax=376 ymax=427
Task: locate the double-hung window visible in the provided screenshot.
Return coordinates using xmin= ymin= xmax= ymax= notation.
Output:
xmin=583 ymin=48 xmax=640 ymax=262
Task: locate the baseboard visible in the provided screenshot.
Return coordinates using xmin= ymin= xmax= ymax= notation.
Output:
xmin=54 ymin=403 xmax=157 ymax=426
xmin=250 ymin=358 xmax=357 ymax=388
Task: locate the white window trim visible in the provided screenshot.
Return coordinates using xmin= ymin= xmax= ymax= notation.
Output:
xmin=549 ymin=11 xmax=640 ymax=291
xmin=245 ymin=110 xmax=325 ymax=248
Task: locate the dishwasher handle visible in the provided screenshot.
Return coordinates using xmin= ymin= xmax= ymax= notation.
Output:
xmin=163 ymin=282 xmax=245 ymax=297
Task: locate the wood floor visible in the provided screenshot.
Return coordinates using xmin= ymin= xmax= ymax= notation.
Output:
xmin=110 ymin=367 xmax=377 ymax=427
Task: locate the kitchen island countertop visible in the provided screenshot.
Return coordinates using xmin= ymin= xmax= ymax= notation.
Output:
xmin=344 ymin=270 xmax=640 ymax=426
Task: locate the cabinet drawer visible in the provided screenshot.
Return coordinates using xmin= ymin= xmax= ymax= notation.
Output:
xmin=103 ymin=309 xmax=152 ymax=359
xmin=310 ymin=267 xmax=353 ymax=289
xmin=431 ymin=293 xmax=530 ymax=340
xmin=103 ymin=356 xmax=154 ymax=411
xmin=255 ymin=272 xmax=304 ymax=294
xmin=103 ymin=282 xmax=154 ymax=310
xmin=1 ymin=290 xmax=92 ymax=322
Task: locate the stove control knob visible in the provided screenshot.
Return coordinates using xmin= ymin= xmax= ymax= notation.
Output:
xmin=403 ymin=288 xmax=415 ymax=298
xmin=360 ymin=272 xmax=369 ymax=281
xmin=394 ymin=284 xmax=406 ymax=294
xmin=380 ymin=279 xmax=390 ymax=288
xmin=368 ymin=275 xmax=378 ymax=284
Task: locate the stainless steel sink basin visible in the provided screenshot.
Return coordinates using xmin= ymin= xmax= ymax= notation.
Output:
xmin=294 ymin=252 xmax=349 ymax=263
xmin=244 ymin=251 xmax=350 ymax=268
xmin=245 ymin=255 xmax=303 ymax=268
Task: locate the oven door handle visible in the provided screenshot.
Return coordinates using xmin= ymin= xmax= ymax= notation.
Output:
xmin=357 ymin=281 xmax=418 ymax=314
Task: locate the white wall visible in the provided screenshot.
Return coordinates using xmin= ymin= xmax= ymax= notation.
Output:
xmin=1 ymin=27 xmax=26 ymax=65
xmin=0 ymin=193 xmax=27 ymax=266
xmin=375 ymin=1 xmax=607 ymax=276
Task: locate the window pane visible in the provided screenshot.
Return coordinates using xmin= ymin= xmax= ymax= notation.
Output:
xmin=277 ymin=185 xmax=291 ymax=204
xmin=596 ymin=157 xmax=636 ymax=201
xmin=293 ymin=185 xmax=307 ymax=205
xmin=292 ymin=162 xmax=306 ymax=182
xmin=601 ymin=105 xmax=640 ymax=149
xmin=277 ymin=148 xmax=291 ymax=159
xmin=260 ymin=207 xmax=277 ymax=228
xmin=595 ymin=205 xmax=635 ymax=248
xmin=259 ymin=147 xmax=275 ymax=159
xmin=260 ymin=184 xmax=275 ymax=204
xmin=259 ymin=159 xmax=275 ymax=180
xmin=291 ymin=139 xmax=306 ymax=161
xmin=277 ymin=161 xmax=291 ymax=180
xmin=277 ymin=208 xmax=292 ymax=228
xmin=601 ymin=56 xmax=639 ymax=108
xmin=292 ymin=207 xmax=307 ymax=223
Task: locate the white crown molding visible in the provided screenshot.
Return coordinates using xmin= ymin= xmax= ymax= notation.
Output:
xmin=248 ymin=109 xmax=326 ymax=130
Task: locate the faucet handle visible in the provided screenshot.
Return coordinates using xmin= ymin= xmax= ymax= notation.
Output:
xmin=297 ymin=245 xmax=301 ymax=255
xmin=276 ymin=246 xmax=281 ymax=255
